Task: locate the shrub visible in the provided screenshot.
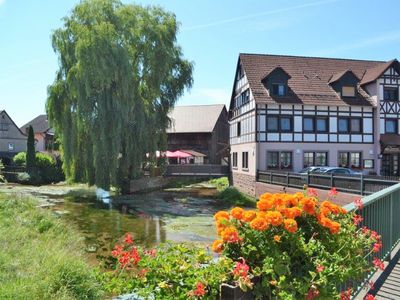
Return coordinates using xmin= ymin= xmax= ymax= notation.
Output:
xmin=102 ymin=238 xmax=233 ymax=299
xmin=16 ymin=172 xmax=31 ymax=184
xmin=13 ymin=152 xmax=26 ymax=166
xmin=212 ymin=189 xmax=381 ymax=299
xmin=218 ymin=186 xmax=256 ymax=207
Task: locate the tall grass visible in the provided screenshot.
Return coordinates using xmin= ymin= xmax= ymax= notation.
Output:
xmin=0 ymin=194 xmax=103 ymax=299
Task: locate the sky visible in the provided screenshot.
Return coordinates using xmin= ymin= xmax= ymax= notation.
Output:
xmin=1 ymin=0 xmax=400 ymax=126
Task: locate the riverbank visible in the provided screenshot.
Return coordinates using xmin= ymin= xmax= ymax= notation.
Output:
xmin=0 ymin=193 xmax=103 ymax=299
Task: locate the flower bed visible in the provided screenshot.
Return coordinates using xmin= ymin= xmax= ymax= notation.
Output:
xmin=105 ymin=188 xmax=383 ymax=299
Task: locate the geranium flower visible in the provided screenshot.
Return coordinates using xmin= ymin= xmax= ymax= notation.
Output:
xmin=328 ymin=187 xmax=338 ymax=197
xmin=284 ymin=218 xmax=298 ymax=233
xmin=188 ymin=282 xmax=206 ymax=298
xmin=212 ymin=239 xmax=224 ymax=253
xmin=307 ymin=188 xmax=318 ymax=197
xmin=372 ymin=242 xmax=382 ymax=253
xmin=111 ymin=245 xmax=123 ymax=257
xmin=365 ymin=294 xmax=375 ymax=300
xmin=316 ymin=264 xmax=325 ymax=273
xmin=307 ymin=287 xmax=320 ymax=300
xmin=339 ymin=287 xmax=352 ymax=300
xmin=354 ymin=198 xmax=364 ymax=210
xmin=230 ymin=207 xmax=244 ymax=220
xmin=232 ymin=258 xmax=250 ymax=278
xmin=124 ymin=233 xmax=133 ymax=245
xmin=352 ymin=214 xmax=363 ymax=225
xmin=242 ymin=210 xmax=257 ymax=222
xmin=250 ymin=217 xmax=269 ymax=231
xmin=372 ymin=257 xmax=384 ymax=270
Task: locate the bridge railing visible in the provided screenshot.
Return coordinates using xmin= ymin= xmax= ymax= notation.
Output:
xmin=165 ymin=164 xmax=229 ymax=176
xmin=343 ymin=183 xmax=400 ymax=297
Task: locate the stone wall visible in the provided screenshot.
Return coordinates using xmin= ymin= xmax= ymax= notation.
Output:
xmin=232 ymin=172 xmax=256 ymax=197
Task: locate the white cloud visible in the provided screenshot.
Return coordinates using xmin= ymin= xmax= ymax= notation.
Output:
xmin=310 ymin=31 xmax=400 ymax=56
xmin=182 ymin=0 xmax=338 ymax=31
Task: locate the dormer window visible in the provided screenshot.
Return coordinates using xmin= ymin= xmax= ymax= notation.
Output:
xmin=272 ymin=83 xmax=286 ymax=97
xmin=342 ymin=86 xmax=355 ymax=97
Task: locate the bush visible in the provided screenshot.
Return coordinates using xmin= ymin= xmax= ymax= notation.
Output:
xmin=212 ymin=189 xmax=381 ymax=299
xmin=218 ymin=186 xmax=256 ymax=207
xmin=0 ymin=194 xmax=103 ymax=299
xmin=101 ymin=238 xmax=233 ymax=299
xmin=12 ymin=152 xmax=64 ymax=184
xmin=16 ymin=172 xmax=31 ymax=184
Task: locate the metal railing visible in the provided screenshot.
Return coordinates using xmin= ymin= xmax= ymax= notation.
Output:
xmin=343 ymin=183 xmax=400 ymax=298
xmin=165 ymin=164 xmax=229 ymax=176
xmin=257 ymin=170 xmax=399 ymax=195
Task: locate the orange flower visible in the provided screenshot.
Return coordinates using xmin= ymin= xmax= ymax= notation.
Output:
xmin=250 ymin=217 xmax=269 ymax=231
xmin=273 ymin=235 xmax=281 ymax=242
xmin=318 ymin=217 xmax=341 ymax=234
xmin=283 ymin=207 xmax=302 ymax=219
xmin=212 ymin=239 xmax=224 ymax=253
xmin=242 ymin=210 xmax=257 ymax=222
xmin=221 ymin=226 xmax=241 ymax=243
xmin=257 ymin=198 xmax=274 ymax=211
xmin=230 ymin=207 xmax=244 ymax=220
xmin=284 ymin=218 xmax=298 ymax=233
xmin=266 ymin=211 xmax=283 ymax=226
xmin=328 ymin=221 xmax=341 ymax=234
xmin=214 ymin=211 xmax=229 ymax=221
xmin=286 ymin=194 xmax=300 ymax=207
xmin=300 ymin=197 xmax=316 ymax=215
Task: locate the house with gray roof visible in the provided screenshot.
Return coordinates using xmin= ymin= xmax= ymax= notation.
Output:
xmin=167 ymin=104 xmax=229 ymax=164
xmin=0 ymin=110 xmax=27 ymax=164
xmin=229 ymin=53 xmax=400 ymax=196
xmin=20 ymin=114 xmax=55 ymax=152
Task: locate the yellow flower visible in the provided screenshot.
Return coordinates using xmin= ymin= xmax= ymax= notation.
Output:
xmin=273 ymin=235 xmax=281 ymax=242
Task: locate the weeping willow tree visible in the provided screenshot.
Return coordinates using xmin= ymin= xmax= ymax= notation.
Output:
xmin=46 ymin=0 xmax=193 ymax=190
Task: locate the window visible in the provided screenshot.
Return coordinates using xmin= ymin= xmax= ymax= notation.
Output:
xmin=363 ymin=159 xmax=374 ymax=169
xmin=316 ymin=117 xmax=328 ymax=132
xmin=267 ymin=151 xmax=292 ymax=170
xmin=339 ymin=152 xmax=362 ymax=168
xmin=266 ymin=116 xmax=279 ymax=132
xmin=385 ymin=119 xmax=398 ymax=134
xmin=234 ymin=89 xmax=250 ymax=108
xmin=280 ymin=152 xmax=292 ymax=169
xmin=237 ymin=122 xmax=241 ymax=136
xmin=303 ymin=152 xmax=314 ymax=167
xmin=232 ymin=152 xmax=238 ymax=168
xmin=267 ymin=151 xmax=279 ymax=169
xmin=350 ymin=118 xmax=362 ymax=133
xmin=342 ymin=86 xmax=356 ymax=97
xmin=338 ymin=118 xmax=349 ymax=133
xmin=0 ymin=123 xmax=8 ymax=131
xmin=236 ymin=66 xmax=244 ymax=80
xmin=304 ymin=152 xmax=328 ymax=167
xmin=338 ymin=152 xmax=349 ymax=167
xmin=8 ymin=143 xmax=14 ymax=151
xmin=242 ymin=152 xmax=249 ymax=169
xmin=350 ymin=152 xmax=361 ymax=168
xmin=280 ymin=116 xmax=292 ymax=132
xmin=384 ymin=87 xmax=399 ymax=101
xmin=272 ymin=83 xmax=286 ymax=96
xmin=303 ymin=117 xmax=314 ymax=132
xmin=315 ymin=152 xmax=328 ymax=166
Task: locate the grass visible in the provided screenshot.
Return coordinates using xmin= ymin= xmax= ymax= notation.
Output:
xmin=0 ymin=193 xmax=103 ymax=299
xmin=207 ymin=177 xmax=256 ymax=207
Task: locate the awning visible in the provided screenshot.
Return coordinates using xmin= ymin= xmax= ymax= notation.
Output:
xmin=180 ymin=150 xmax=206 ymax=157
xmin=380 ymin=134 xmax=400 ymax=147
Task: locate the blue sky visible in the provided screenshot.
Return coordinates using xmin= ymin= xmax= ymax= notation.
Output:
xmin=1 ymin=0 xmax=400 ymax=126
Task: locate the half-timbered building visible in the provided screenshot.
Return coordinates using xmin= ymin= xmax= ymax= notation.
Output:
xmin=229 ymin=54 xmax=400 ymax=196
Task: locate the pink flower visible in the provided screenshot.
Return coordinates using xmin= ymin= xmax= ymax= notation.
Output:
xmin=354 ymin=198 xmax=364 ymax=210
xmin=340 ymin=288 xmax=352 ymax=300
xmin=124 ymin=233 xmax=133 ymax=245
xmin=316 ymin=264 xmax=325 ymax=273
xmin=307 ymin=188 xmax=318 ymax=197
xmin=232 ymin=258 xmax=250 ymax=279
xmin=372 ymin=257 xmax=384 ymax=270
xmin=307 ymin=288 xmax=320 ymax=300
xmin=188 ymin=282 xmax=206 ymax=297
xmin=111 ymin=245 xmax=123 ymax=257
xmin=328 ymin=187 xmax=338 ymax=197
xmin=372 ymin=242 xmax=382 ymax=253
xmin=365 ymin=294 xmax=375 ymax=300
xmin=370 ymin=230 xmax=381 ymax=241
xmin=352 ymin=214 xmax=363 ymax=225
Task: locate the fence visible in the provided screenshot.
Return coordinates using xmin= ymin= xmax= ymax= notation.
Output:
xmin=257 ymin=170 xmax=399 ymax=195
xmin=165 ymin=164 xmax=229 ymax=176
xmin=343 ymin=183 xmax=400 ymax=298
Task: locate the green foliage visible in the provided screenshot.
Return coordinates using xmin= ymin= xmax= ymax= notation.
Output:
xmin=100 ymin=242 xmax=232 ymax=299
xmin=208 ymin=177 xmax=229 ymax=191
xmin=13 ymin=152 xmax=26 ymax=166
xmin=46 ymin=0 xmax=193 ymax=190
xmin=0 ymin=194 xmax=103 ymax=299
xmin=26 ymin=125 xmax=36 ymax=172
xmin=13 ymin=152 xmax=64 ymax=184
xmin=218 ymin=186 xmax=256 ymax=207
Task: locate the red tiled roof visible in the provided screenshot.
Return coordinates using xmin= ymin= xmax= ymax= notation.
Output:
xmin=328 ymin=69 xmax=358 ymax=84
xmin=239 ymin=53 xmax=390 ymax=106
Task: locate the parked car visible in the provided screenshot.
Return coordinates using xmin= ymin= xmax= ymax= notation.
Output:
xmin=313 ymin=167 xmax=361 ymax=176
xmin=299 ymin=166 xmax=323 ymax=174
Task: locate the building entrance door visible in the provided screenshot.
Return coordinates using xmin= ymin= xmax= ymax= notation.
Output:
xmin=382 ymin=154 xmax=400 ymax=176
